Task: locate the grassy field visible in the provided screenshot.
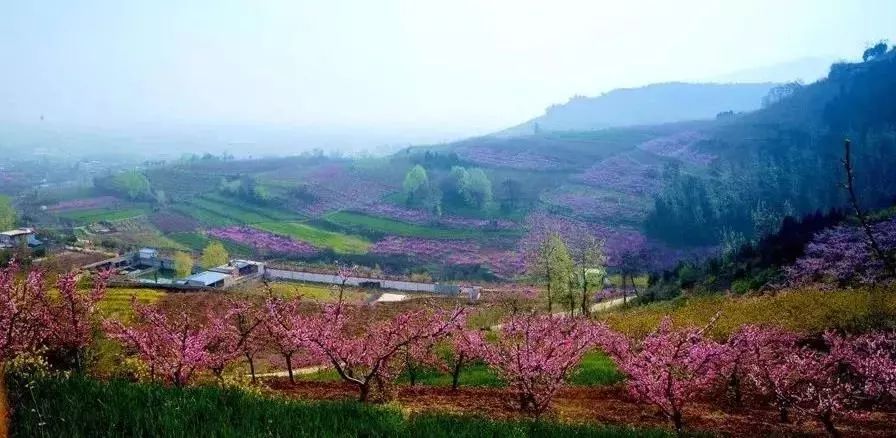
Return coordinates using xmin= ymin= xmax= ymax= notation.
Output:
xmin=600 ymin=288 xmax=896 ymax=340
xmin=254 ymin=222 xmax=371 ymax=254
xmin=98 ymin=288 xmax=167 ymax=321
xmin=9 ymin=376 xmax=667 ymax=438
xmin=244 ymin=281 xmax=369 ymax=303
xmin=325 ymin=211 xmax=517 ymax=239
xmin=59 ymin=207 xmax=149 ymax=223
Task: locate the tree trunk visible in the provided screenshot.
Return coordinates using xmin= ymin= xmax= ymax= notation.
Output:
xmin=246 ymin=354 xmax=257 ymax=383
xmin=672 ymin=411 xmax=684 ymax=437
xmin=285 ymin=354 xmax=294 ymax=384
xmin=777 ymin=404 xmax=790 ymax=423
xmin=728 ymin=372 xmax=742 ymax=407
xmin=546 ymin=283 xmax=552 ymax=313
xmin=820 ymin=411 xmax=839 ymax=438
xmin=581 ymin=271 xmax=590 ymax=317
xmin=451 ymin=354 xmax=465 ymax=391
xmin=359 ymin=383 xmax=370 ymax=402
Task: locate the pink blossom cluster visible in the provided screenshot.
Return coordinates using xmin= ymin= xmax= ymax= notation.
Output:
xmin=46 ymin=196 xmax=120 ymax=212
xmin=785 ymin=218 xmax=896 ymax=286
xmin=636 ymin=131 xmax=715 ymax=166
xmin=577 ymin=155 xmax=663 ymax=195
xmin=457 ymin=147 xmax=564 ymax=171
xmin=208 ymin=226 xmax=317 ymax=255
xmin=356 ymin=204 xmax=515 ymax=230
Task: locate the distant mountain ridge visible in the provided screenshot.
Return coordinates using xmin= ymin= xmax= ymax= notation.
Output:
xmin=497 ymin=82 xmax=778 ymax=137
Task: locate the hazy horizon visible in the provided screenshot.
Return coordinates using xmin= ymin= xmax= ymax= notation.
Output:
xmin=2 ymin=0 xmax=895 ymax=154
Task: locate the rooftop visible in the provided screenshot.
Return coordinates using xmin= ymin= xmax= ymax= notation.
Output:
xmin=185 ymin=271 xmax=230 ymax=286
xmin=1 ymin=228 xmax=35 ymax=237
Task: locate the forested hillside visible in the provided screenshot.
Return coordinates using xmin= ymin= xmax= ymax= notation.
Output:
xmin=647 ymin=49 xmax=896 ymax=245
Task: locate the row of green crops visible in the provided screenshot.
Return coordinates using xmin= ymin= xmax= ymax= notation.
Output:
xmin=9 ymin=376 xmax=666 ymax=438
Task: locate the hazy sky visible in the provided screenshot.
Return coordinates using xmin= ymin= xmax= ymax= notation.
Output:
xmin=2 ymin=0 xmax=895 ymax=146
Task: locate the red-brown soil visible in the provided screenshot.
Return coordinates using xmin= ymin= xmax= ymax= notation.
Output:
xmin=265 ymin=378 xmax=896 ymax=437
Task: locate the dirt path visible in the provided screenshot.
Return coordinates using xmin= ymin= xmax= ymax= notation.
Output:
xmin=252 ymin=365 xmax=329 ymax=378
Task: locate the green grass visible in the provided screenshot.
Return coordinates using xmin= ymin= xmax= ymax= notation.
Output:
xmin=167 ymin=231 xmax=253 ymax=255
xmin=325 ymin=211 xmax=518 ymax=239
xmin=59 ymin=207 xmax=149 ymax=223
xmin=302 ymin=350 xmax=621 ymax=388
xmin=262 ymin=281 xmax=368 ymax=303
xmin=9 ymin=376 xmax=669 ymax=438
xmin=570 ymin=352 xmax=625 ymax=386
xmin=400 ymin=362 xmax=505 ymax=387
xmin=254 ymin=222 xmax=371 ymax=254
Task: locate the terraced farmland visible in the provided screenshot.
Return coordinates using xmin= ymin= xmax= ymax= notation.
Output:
xmin=173 ymin=195 xmax=303 ymax=226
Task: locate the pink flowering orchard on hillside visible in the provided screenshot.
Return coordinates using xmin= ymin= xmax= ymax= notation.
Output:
xmin=786 ymin=218 xmax=896 ymax=286
xmin=208 ymin=226 xmax=317 ymax=255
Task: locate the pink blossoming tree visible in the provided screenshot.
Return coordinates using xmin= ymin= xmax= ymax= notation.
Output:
xmin=728 ymin=325 xmax=802 ymax=421
xmin=303 ymin=303 xmax=464 ymax=402
xmin=472 ymin=312 xmax=605 ymax=417
xmin=104 ymin=302 xmax=213 ymax=387
xmin=0 ymin=263 xmax=50 ymax=363
xmin=45 ymin=269 xmax=111 ymax=370
xmin=607 ymin=317 xmax=728 ymax=435
xmin=264 ymin=297 xmax=313 ymax=383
